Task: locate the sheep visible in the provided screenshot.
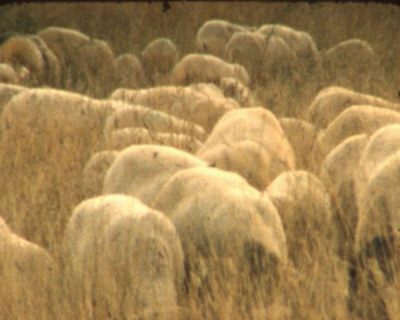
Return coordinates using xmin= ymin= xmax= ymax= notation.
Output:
xmin=311 ymin=105 xmax=400 ymax=173
xmin=198 ymin=140 xmax=283 ymax=191
xmin=37 ymin=26 xmax=90 ymax=90
xmin=114 ymin=53 xmax=146 ymax=89
xmin=76 ymin=38 xmax=116 ymax=98
xmin=103 ymin=144 xmax=207 ymax=206
xmin=28 ymin=35 xmax=62 ymax=88
xmin=224 ymin=31 xmax=265 ymax=83
xmin=0 ymin=34 xmax=61 ymax=88
xmin=266 ymin=170 xmax=332 ymax=267
xmin=254 ymin=34 xmax=299 ymax=85
xmin=62 ymin=194 xmax=138 ymax=319
xmin=141 ymin=38 xmax=179 ymax=86
xmin=223 ymin=27 xmax=309 ymax=116
xmin=62 ymin=194 xmax=184 ymax=319
xmin=195 ymin=19 xmax=247 ymax=59
xmin=307 ymin=86 xmax=400 ymax=130
xmin=170 ymin=53 xmax=250 ymax=87
xmin=321 ymin=39 xmax=385 ymax=93
xmin=265 ymin=170 xmax=349 ymax=319
xmin=152 ymin=166 xmax=287 ymax=318
xmin=258 ymin=24 xmax=321 ymax=79
xmin=350 ymin=152 xmax=400 ymax=320
xmin=110 ymin=86 xmax=240 ymax=132
xmin=98 ymin=200 xmax=184 ymax=318
xmin=0 ymin=34 xmax=44 ymax=86
xmin=107 ymin=127 xmax=203 ymax=154
xmin=225 ymin=31 xmax=299 ymax=86
xmin=82 ymin=150 xmax=119 ymax=199
xmin=196 ymin=106 xmax=285 ymax=149
xmin=196 ymin=107 xmax=295 ymax=190
xmin=37 ymin=26 xmax=90 ymax=64
xmin=355 ymin=152 xmax=400 ymax=258
xmin=0 ymin=216 xmax=57 ymax=320
xmin=37 ymin=27 xmax=115 ymax=98
xmin=320 ymin=134 xmax=369 ymax=260
xmin=103 ymin=103 xmax=206 ymax=143
xmin=279 ymin=117 xmax=318 ymax=170
xmin=0 ymin=88 xmax=117 ymax=251
xmin=354 ymin=124 xmax=400 ymax=221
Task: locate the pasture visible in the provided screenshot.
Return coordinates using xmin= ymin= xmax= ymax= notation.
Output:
xmin=0 ymin=2 xmax=399 ymax=319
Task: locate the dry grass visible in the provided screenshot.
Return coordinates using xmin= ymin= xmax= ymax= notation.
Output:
xmin=0 ymin=2 xmax=399 ymax=320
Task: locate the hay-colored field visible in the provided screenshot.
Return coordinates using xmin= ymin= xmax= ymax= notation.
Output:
xmin=0 ymin=2 xmax=399 ymax=320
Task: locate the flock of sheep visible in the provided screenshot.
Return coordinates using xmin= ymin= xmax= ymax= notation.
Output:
xmin=0 ymin=19 xmax=399 ymax=320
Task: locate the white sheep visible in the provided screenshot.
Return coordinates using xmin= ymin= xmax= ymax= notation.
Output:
xmin=28 ymin=35 xmax=62 ymax=87
xmin=0 ymin=35 xmax=44 ymax=86
xmin=103 ymin=103 xmax=206 ymax=144
xmin=0 ymin=88 xmax=117 ymax=250
xmin=152 ymin=166 xmax=287 ymax=315
xmin=258 ymin=24 xmax=321 ymax=78
xmin=38 ymin=27 xmax=116 ymax=97
xmin=354 ymin=124 xmax=400 ymax=221
xmin=77 ymin=38 xmax=116 ymax=98
xmin=196 ymin=19 xmax=247 ymax=59
xmin=225 ymin=31 xmax=299 ymax=86
xmin=320 ymin=134 xmax=369 ymax=260
xmin=355 ymin=151 xmax=400 ymax=254
xmin=114 ymin=53 xmax=146 ymax=89
xmin=107 ymin=127 xmax=203 ymax=154
xmin=110 ymin=85 xmax=239 ymax=132
xmin=103 ymin=144 xmax=207 ymax=205
xmin=311 ymin=105 xmax=400 ymax=173
xmin=62 ymin=194 xmax=184 ymax=319
xmin=0 ymin=216 xmax=57 ymax=320
xmin=197 ymin=107 xmax=295 ymax=190
xmin=350 ymin=151 xmax=400 ymax=320
xmin=322 ymin=38 xmax=385 ymax=93
xmin=266 ymin=170 xmax=332 ymax=267
xmin=171 ymin=53 xmax=250 ymax=87
xmin=307 ymin=86 xmax=400 ymax=130
xmin=141 ymin=37 xmax=179 ymax=86
xmin=37 ymin=26 xmax=90 ymax=88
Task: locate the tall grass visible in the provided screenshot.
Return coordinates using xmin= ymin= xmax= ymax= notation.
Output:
xmin=0 ymin=2 xmax=399 ymax=319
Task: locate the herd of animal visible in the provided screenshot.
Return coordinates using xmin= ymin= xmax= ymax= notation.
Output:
xmin=0 ymin=18 xmax=399 ymax=320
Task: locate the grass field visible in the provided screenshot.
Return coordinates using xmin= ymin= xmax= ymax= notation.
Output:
xmin=0 ymin=2 xmax=399 ymax=319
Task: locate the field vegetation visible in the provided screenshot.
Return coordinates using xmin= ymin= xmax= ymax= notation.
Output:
xmin=0 ymin=2 xmax=399 ymax=320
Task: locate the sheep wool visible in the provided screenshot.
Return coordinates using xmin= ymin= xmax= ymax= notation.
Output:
xmin=103 ymin=144 xmax=207 ymax=205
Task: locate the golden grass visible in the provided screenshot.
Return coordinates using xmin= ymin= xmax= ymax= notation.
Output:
xmin=0 ymin=2 xmax=399 ymax=319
